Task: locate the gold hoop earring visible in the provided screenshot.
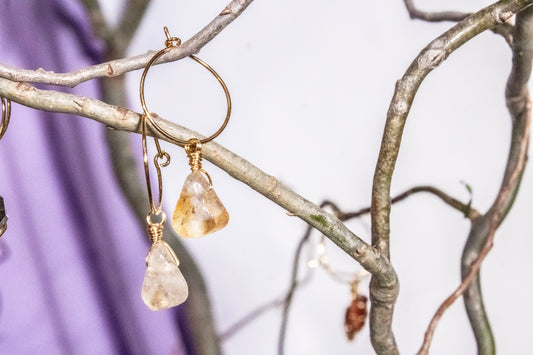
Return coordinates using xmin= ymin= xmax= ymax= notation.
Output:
xmin=139 ymin=27 xmax=231 ymax=239
xmin=0 ymin=96 xmax=11 ymax=237
xmin=139 ymin=27 xmax=231 ymax=310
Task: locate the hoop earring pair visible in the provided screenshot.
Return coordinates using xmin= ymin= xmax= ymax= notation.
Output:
xmin=139 ymin=27 xmax=231 ymax=310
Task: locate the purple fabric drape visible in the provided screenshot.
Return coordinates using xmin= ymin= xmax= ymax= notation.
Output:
xmin=0 ymin=1 xmax=187 ymax=353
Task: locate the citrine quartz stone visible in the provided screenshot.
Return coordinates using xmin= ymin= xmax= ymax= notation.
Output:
xmin=171 ymin=171 xmax=229 ymax=238
xmin=141 ymin=241 xmax=188 ymax=311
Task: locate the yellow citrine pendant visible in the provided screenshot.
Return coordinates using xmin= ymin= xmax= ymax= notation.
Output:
xmin=171 ymin=139 xmax=229 ymax=238
xmin=171 ymin=170 xmax=229 ymax=238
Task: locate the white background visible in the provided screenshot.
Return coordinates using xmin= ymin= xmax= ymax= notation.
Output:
xmin=101 ymin=0 xmax=533 ymax=354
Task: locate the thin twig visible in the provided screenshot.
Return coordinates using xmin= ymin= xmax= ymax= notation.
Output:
xmin=278 ymin=224 xmax=314 ymax=355
xmin=403 ymin=0 xmax=515 ymax=45
xmin=403 ymin=0 xmax=470 ymax=22
xmin=331 ymin=185 xmax=479 ymax=221
xmin=0 ymin=0 xmax=254 ymax=88
xmin=230 ymin=186 xmax=461 ymax=346
xmin=220 ymin=297 xmax=285 ymax=341
xmin=417 ymin=224 xmax=497 ymax=355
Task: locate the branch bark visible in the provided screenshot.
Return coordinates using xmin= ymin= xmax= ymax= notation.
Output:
xmin=416 ymin=3 xmax=533 ymax=355
xmin=335 ymin=185 xmax=479 ymax=221
xmin=460 ymin=5 xmax=533 ymax=354
xmin=403 ymin=0 xmax=470 ymax=22
xmin=0 ymin=75 xmax=395 ymax=285
xmin=371 ymin=1 xmax=533 ymax=354
xmin=0 ymin=0 xmax=254 ymax=88
xmin=403 ymin=0 xmax=515 ymax=46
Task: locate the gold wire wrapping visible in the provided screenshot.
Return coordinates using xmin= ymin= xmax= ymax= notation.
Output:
xmin=185 ymin=139 xmax=202 ymax=172
xmin=145 ymin=211 xmax=166 ymax=243
xmin=147 ymin=222 xmax=164 ymax=243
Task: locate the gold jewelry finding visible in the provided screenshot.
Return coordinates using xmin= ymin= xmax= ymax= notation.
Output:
xmin=138 ymin=26 xmax=232 ymax=311
xmin=0 ymin=96 xmax=10 ymax=141
xmin=0 ymin=96 xmax=11 ymax=237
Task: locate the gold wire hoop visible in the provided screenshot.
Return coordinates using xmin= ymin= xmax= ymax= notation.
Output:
xmin=0 ymin=96 xmax=11 ymax=140
xmin=139 ymin=27 xmax=232 ymax=146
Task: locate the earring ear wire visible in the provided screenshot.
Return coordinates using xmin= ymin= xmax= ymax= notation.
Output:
xmin=0 ymin=96 xmax=11 ymax=238
xmin=139 ymin=26 xmax=232 ymax=310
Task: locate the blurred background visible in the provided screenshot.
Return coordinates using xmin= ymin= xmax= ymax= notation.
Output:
xmin=1 ymin=0 xmax=532 ymax=354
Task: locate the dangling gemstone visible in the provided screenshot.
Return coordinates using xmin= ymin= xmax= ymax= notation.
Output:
xmin=172 ymin=170 xmax=229 ymax=238
xmin=344 ymin=294 xmax=368 ymax=340
xmin=142 ymin=241 xmax=188 ymax=311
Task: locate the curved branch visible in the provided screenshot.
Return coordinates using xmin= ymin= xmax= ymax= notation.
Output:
xmin=335 ymin=185 xmax=479 ymax=221
xmin=403 ymin=0 xmax=470 ymax=22
xmin=418 ymin=221 xmax=497 ymax=355
xmin=370 ymin=1 xmax=533 ymax=354
xmin=403 ymin=1 xmax=515 ymax=45
xmin=461 ymin=5 xmax=533 ymax=355
xmin=0 ymin=0 xmax=254 ymax=88
xmin=417 ymin=4 xmax=533 ymax=354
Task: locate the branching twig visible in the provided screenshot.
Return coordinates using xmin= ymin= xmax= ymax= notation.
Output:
xmin=0 ymin=75 xmax=395 ymax=282
xmin=403 ymin=0 xmax=515 ymax=45
xmin=371 ymin=1 xmax=533 ymax=354
xmin=277 ymin=184 xmax=473 ymax=353
xmin=225 ymin=184 xmax=468 ymax=347
xmin=403 ymin=0 xmax=470 ymax=22
xmin=0 ymin=0 xmax=254 ymax=88
xmin=330 ymin=185 xmax=479 ymax=221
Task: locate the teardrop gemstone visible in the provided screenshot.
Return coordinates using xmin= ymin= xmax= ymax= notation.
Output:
xmin=141 ymin=241 xmax=188 ymax=311
xmin=172 ymin=171 xmax=229 ymax=238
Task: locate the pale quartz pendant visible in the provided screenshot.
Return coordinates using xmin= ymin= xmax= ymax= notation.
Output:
xmin=142 ymin=241 xmax=188 ymax=311
xmin=172 ymin=170 xmax=229 ymax=238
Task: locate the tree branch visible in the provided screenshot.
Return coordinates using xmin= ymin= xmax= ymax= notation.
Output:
xmin=418 ymin=221 xmax=497 ymax=355
xmin=461 ymin=5 xmax=533 ymax=354
xmin=417 ymin=4 xmax=533 ymax=354
xmin=0 ymin=0 xmax=254 ymax=88
xmin=370 ymin=1 xmax=533 ymax=354
xmin=0 ymin=76 xmax=394 ymax=284
xmin=79 ymin=0 xmax=112 ymax=40
xmin=403 ymin=0 xmax=470 ymax=22
xmin=278 ymin=224 xmax=314 ymax=355
xmin=113 ymin=0 xmax=152 ymax=53
xmin=228 ymin=183 xmax=472 ymax=348
xmin=403 ymin=0 xmax=515 ymax=46
xmin=333 ymin=185 xmax=479 ymax=221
